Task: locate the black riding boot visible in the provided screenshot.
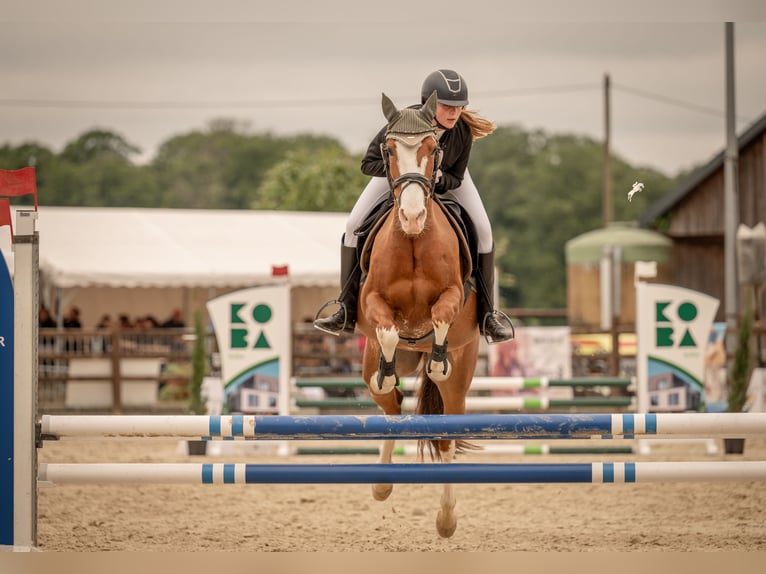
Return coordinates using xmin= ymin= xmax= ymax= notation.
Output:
xmin=313 ymin=238 xmax=360 ymax=336
xmin=476 ymin=249 xmax=514 ymax=344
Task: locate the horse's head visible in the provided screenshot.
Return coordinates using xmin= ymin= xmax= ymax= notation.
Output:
xmin=381 ymin=91 xmax=442 ymax=237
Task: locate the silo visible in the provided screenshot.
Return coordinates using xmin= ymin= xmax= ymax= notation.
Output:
xmin=565 ymin=221 xmax=672 ymax=330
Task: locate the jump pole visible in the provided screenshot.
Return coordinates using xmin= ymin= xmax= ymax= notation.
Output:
xmin=294 ymin=376 xmax=634 ymax=391
xmin=38 ymin=461 xmax=766 ymax=485
xmin=40 ymin=412 xmax=766 ymax=440
xmin=294 ymin=396 xmax=635 ymax=410
xmin=294 ymin=444 xmax=636 ymax=456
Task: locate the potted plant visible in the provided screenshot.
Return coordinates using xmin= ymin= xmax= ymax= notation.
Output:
xmin=724 ymin=301 xmax=753 ymax=454
xmin=187 ymin=310 xmax=208 ymax=455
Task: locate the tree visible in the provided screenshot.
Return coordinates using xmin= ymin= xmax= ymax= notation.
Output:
xmin=60 ymin=129 xmax=141 ymax=164
xmin=471 ymin=127 xmax=676 ymax=309
xmin=252 ymin=146 xmax=367 ymax=212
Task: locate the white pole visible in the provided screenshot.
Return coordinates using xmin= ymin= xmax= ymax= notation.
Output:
xmin=13 ymin=210 xmax=38 ymax=548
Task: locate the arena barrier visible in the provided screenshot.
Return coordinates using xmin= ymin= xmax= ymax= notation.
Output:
xmin=38 ymin=461 xmax=766 ymax=485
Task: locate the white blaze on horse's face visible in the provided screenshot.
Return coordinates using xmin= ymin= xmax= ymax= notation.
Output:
xmin=388 ymin=133 xmax=437 ymax=237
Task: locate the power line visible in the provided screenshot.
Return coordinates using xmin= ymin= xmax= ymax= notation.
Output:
xmin=0 ymin=82 xmax=748 ymax=125
xmin=0 ymin=83 xmax=601 ymax=110
xmin=612 ymin=82 xmax=751 ymax=123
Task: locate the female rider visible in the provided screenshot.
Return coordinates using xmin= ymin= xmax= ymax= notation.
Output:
xmin=314 ymin=69 xmax=512 ymax=344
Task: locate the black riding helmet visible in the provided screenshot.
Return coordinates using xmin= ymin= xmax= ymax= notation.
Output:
xmin=421 ymin=69 xmax=469 ymax=107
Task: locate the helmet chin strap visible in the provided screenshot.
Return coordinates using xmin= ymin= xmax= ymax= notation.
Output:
xmin=434 ymin=118 xmax=451 ymax=130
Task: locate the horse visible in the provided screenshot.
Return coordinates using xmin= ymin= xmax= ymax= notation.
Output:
xmin=355 ymin=91 xmax=480 ymax=538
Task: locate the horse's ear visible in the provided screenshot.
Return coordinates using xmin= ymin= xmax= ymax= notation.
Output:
xmin=382 ymin=93 xmax=399 ymax=122
xmin=421 ymin=90 xmax=437 ymax=122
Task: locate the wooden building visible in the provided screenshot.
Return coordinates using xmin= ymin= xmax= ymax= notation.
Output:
xmin=639 ymin=111 xmax=766 ymax=322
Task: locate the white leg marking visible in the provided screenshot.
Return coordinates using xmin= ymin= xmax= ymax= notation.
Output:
xmin=428 ymin=320 xmax=452 ymax=382
xmin=370 ymin=326 xmax=400 ymax=394
xmin=372 ymin=439 xmax=395 ymax=501
xmin=436 ymin=442 xmax=458 ymax=538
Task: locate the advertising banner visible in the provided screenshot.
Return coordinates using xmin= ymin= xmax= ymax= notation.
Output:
xmin=206 ymin=285 xmax=291 ymax=415
xmin=636 ymin=283 xmax=719 ymax=412
xmin=0 ymin=249 xmax=14 ymax=544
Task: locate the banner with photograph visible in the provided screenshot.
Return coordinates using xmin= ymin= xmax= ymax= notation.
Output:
xmin=489 ymin=326 xmax=572 ymax=397
xmin=635 ymin=283 xmax=719 ymax=413
xmin=207 ymin=285 xmax=291 ymax=415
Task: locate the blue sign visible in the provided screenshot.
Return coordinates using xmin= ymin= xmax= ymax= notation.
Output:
xmin=0 ymin=253 xmax=14 ymax=545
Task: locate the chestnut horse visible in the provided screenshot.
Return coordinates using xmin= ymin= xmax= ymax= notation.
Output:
xmin=355 ymin=91 xmax=480 ymax=538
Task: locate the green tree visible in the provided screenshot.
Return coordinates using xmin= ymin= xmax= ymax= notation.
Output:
xmin=60 ymin=129 xmax=141 ymax=164
xmin=253 ymin=146 xmax=367 ymax=212
xmin=471 ymin=127 xmax=676 ymax=309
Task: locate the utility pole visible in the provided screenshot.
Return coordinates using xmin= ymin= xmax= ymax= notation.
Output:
xmin=724 ymin=23 xmax=740 ymax=345
xmin=603 ymin=73 xmax=612 ymax=226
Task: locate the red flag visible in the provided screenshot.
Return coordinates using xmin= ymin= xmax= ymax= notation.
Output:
xmin=271 ymin=264 xmax=289 ymax=277
xmin=0 ymin=167 xmax=38 ymax=209
xmin=0 ymin=198 xmax=11 ymax=234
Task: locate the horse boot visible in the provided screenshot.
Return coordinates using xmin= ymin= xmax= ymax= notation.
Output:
xmin=313 ymin=238 xmax=360 ymax=336
xmin=476 ymin=248 xmax=514 ymax=344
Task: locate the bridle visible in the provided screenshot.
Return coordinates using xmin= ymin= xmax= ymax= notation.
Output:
xmin=380 ymin=135 xmax=443 ymax=206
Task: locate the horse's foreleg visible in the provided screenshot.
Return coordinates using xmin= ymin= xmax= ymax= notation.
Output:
xmin=435 ymin=441 xmax=458 ymax=538
xmin=426 ymin=321 xmax=451 ymax=382
xmin=427 ymin=285 xmax=462 ymax=382
xmin=370 ymin=326 xmax=399 ymax=394
xmin=372 ymin=439 xmax=396 ymax=501
xmin=368 ymin=326 xmax=400 ymax=501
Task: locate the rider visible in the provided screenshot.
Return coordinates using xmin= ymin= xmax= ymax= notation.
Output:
xmin=314 ymin=69 xmax=512 ymax=343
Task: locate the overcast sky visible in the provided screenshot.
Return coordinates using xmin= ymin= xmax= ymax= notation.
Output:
xmin=2 ymin=2 xmax=765 ymax=176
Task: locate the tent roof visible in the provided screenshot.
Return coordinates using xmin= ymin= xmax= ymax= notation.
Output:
xmin=1 ymin=206 xmax=347 ymax=288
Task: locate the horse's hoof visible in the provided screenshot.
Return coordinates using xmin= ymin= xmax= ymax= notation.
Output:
xmin=372 ymin=483 xmax=393 ymax=501
xmin=436 ymin=511 xmax=457 ymax=538
xmin=369 ymin=372 xmax=397 ymax=395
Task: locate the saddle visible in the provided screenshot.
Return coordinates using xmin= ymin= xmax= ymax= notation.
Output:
xmin=355 ymin=197 xmax=477 ymax=285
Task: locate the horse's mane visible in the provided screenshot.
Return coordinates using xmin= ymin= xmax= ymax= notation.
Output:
xmin=460 ymin=109 xmax=496 ymax=140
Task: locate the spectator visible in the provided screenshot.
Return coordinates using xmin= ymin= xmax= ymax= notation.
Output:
xmin=38 ymin=306 xmax=57 ymax=373
xmin=39 ymin=306 xmax=57 ymax=328
xmin=62 ymin=306 xmax=82 ymax=329
xmin=62 ymin=306 xmax=83 ymax=353
xmin=94 ymin=314 xmax=113 ymax=353
xmin=161 ymin=309 xmax=186 ymax=328
xmin=117 ymin=314 xmax=133 ymax=329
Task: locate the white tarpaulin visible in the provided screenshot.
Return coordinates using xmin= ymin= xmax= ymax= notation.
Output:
xmin=0 ymin=206 xmax=347 ymax=288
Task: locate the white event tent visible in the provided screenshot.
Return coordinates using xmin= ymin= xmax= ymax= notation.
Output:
xmin=1 ymin=206 xmax=347 ymax=326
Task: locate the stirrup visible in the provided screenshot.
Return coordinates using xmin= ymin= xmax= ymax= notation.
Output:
xmin=481 ymin=309 xmax=515 ymax=344
xmin=313 ymin=299 xmax=350 ymax=337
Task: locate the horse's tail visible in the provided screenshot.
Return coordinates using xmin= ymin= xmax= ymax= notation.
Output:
xmin=414 ymin=358 xmax=478 ymax=461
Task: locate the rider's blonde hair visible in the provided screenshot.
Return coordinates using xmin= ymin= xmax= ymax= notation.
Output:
xmin=460 ymin=109 xmax=496 ymax=140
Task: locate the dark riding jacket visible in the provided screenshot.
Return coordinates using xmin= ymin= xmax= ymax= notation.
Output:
xmin=360 ymin=109 xmax=472 ymax=195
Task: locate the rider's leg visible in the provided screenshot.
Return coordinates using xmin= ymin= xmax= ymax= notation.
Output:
xmin=314 ymin=177 xmax=390 ymax=335
xmin=313 ymin=237 xmax=360 ymax=335
xmin=441 ymin=170 xmax=513 ymax=343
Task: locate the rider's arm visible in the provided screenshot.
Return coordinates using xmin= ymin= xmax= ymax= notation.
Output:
xmin=435 ymin=122 xmax=472 ymax=194
xmin=360 ymin=127 xmax=388 ymax=177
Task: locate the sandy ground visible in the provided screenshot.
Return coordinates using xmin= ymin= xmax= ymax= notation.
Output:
xmin=35 ymin=435 xmax=766 ymax=552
